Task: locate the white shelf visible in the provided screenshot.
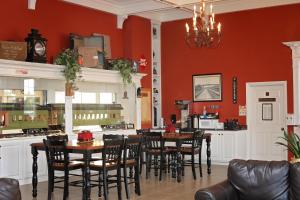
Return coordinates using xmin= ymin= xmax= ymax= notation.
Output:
xmin=0 ymin=59 xmax=146 ymax=85
xmin=151 ymin=23 xmax=162 ymax=128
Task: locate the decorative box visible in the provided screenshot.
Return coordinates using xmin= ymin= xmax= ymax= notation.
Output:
xmin=0 ymin=41 xmax=27 ymax=61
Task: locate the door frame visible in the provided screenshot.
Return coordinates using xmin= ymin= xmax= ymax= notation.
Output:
xmin=246 ymin=81 xmax=288 ymax=159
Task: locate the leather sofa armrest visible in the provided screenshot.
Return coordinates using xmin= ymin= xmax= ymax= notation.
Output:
xmin=0 ymin=178 xmax=22 ymax=200
xmin=194 ymin=180 xmax=239 ymax=200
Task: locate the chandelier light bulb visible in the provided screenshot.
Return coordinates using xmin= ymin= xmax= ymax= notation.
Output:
xmin=185 ymin=0 xmax=222 ymax=48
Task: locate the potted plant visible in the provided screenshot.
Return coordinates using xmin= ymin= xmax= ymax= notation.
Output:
xmin=54 ymin=48 xmax=82 ymax=96
xmin=108 ymin=59 xmax=136 ymax=85
xmin=276 ymin=130 xmax=300 ymax=163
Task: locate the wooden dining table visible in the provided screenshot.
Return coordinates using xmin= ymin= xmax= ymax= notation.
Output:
xmin=31 ymin=139 xmax=104 ymax=200
xmin=30 ymin=133 xmax=211 ymax=200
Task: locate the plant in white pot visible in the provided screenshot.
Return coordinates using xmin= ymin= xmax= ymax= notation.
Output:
xmin=54 ymin=49 xmax=82 ymax=96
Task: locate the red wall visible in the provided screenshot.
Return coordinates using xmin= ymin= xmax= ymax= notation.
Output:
xmin=161 ymin=4 xmax=300 ymax=125
xmin=0 ymin=0 xmax=124 ymax=62
xmin=123 ymin=16 xmax=152 ymax=128
xmin=0 ymin=0 xmax=152 ymax=127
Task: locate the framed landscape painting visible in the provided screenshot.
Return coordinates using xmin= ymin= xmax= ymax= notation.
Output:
xmin=193 ymin=73 xmax=222 ymax=102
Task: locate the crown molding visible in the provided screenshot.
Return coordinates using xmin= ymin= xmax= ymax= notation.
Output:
xmin=63 ymin=0 xmax=300 ymax=22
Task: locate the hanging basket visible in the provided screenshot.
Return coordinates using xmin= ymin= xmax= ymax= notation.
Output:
xmin=65 ymin=82 xmax=74 ymax=96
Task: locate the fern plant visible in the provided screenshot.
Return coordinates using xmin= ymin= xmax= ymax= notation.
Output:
xmin=54 ymin=48 xmax=82 ymax=86
xmin=276 ymin=131 xmax=300 ymax=158
xmin=109 ymin=59 xmax=135 ymax=85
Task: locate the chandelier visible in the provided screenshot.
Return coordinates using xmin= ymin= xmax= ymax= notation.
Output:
xmin=185 ymin=0 xmax=221 ymax=48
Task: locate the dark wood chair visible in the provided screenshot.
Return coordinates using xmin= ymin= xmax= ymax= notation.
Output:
xmin=43 ymin=135 xmax=84 ymax=200
xmin=122 ymin=137 xmax=142 ymax=199
xmin=180 ymin=129 xmax=205 ymax=180
xmin=144 ymin=132 xmax=168 ymax=181
xmin=136 ymin=129 xmax=150 ymax=174
xmin=90 ymin=138 xmax=124 ymax=200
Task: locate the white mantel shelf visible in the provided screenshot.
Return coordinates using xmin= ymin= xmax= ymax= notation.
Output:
xmin=0 ymin=59 xmax=146 ymax=85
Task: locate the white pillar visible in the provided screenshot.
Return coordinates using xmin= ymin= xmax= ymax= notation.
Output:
xmin=65 ymin=96 xmax=73 ymax=134
xmin=284 ymin=41 xmax=300 ymax=126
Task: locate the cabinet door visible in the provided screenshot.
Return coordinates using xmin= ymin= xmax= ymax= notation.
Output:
xmin=210 ymin=132 xmax=222 ymax=162
xmin=235 ymin=131 xmax=247 ymax=159
xmin=221 ymin=132 xmax=236 ymax=162
xmin=0 ymin=141 xmax=23 ymax=179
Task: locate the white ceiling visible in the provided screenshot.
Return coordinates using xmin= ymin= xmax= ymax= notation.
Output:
xmin=63 ymin=0 xmax=300 ymax=22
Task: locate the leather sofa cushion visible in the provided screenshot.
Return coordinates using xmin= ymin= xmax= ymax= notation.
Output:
xmin=228 ymin=159 xmax=289 ymax=200
xmin=0 ymin=178 xmax=22 ymax=200
xmin=290 ymin=162 xmax=300 ymax=200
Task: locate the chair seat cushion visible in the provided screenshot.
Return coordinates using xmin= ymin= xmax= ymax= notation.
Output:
xmin=228 ymin=159 xmax=289 ymax=200
xmin=90 ymin=160 xmax=118 ymax=170
xmin=53 ymin=160 xmax=83 ymax=170
xmin=181 ymin=147 xmax=200 ymax=154
xmin=121 ymin=159 xmax=136 ymax=167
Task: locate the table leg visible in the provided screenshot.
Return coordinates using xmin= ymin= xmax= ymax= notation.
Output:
xmin=206 ymin=136 xmax=211 ymax=174
xmin=82 ymin=151 xmax=92 ymax=200
xmin=31 ymin=146 xmax=39 ymax=198
xmin=176 ymin=140 xmax=182 ymax=183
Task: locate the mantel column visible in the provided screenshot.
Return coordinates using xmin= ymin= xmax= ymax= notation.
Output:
xmin=284 ymin=41 xmax=300 ymax=125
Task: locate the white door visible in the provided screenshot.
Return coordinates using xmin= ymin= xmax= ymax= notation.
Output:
xmin=246 ymin=81 xmax=287 ymax=160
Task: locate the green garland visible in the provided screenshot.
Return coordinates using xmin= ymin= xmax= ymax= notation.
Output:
xmin=109 ymin=59 xmax=136 ymax=85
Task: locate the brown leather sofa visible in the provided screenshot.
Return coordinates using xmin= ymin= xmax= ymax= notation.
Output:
xmin=195 ymin=159 xmax=300 ymax=200
xmin=0 ymin=178 xmax=22 ymax=200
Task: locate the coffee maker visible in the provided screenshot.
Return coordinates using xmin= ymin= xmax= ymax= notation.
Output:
xmin=175 ymin=100 xmax=191 ymax=129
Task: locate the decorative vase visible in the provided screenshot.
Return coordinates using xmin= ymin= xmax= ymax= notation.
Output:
xmin=65 ymin=82 xmax=74 ymax=96
xmin=290 ymin=157 xmax=300 ymax=164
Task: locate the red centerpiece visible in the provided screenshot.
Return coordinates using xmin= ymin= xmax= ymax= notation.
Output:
xmin=77 ymin=130 xmax=93 ymax=141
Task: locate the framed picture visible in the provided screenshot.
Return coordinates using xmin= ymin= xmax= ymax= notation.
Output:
xmin=193 ymin=73 xmax=222 ymax=102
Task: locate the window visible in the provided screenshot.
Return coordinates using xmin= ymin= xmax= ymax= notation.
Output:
xmin=55 ymin=91 xmax=65 ymax=103
xmin=100 ymin=92 xmax=115 ymax=104
xmin=82 ymin=92 xmax=96 ymax=103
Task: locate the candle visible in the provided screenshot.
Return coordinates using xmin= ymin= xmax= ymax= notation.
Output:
xmin=218 ymin=23 xmax=221 ymax=33
xmin=210 ymin=4 xmax=213 ymax=14
xmin=185 ymin=23 xmax=190 ymax=33
xmin=203 ymin=1 xmax=205 ymax=11
xmin=194 ymin=5 xmax=196 ymax=14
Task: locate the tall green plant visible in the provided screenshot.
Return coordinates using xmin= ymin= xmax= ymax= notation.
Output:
xmin=109 ymin=59 xmax=135 ymax=85
xmin=54 ymin=48 xmax=82 ymax=85
xmin=276 ymin=131 xmax=300 ymax=158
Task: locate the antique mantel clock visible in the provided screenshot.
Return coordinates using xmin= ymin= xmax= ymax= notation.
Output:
xmin=25 ymin=29 xmax=47 ymax=63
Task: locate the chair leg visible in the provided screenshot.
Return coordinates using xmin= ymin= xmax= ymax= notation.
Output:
xmin=47 ymin=170 xmax=54 ymax=200
xmin=123 ymin=167 xmax=130 ymax=199
xmin=139 ymin=151 xmax=144 ymax=175
xmin=146 ymin=154 xmax=150 ymax=179
xmin=159 ymin=155 xmax=164 ymax=181
xmin=199 ymin=152 xmax=202 ymax=177
xmin=182 ymin=154 xmax=185 ymax=176
xmin=98 ymin=171 xmax=102 ymax=197
xmin=167 ymin=154 xmax=170 ymax=173
xmin=63 ymin=168 xmax=69 ymax=200
xmin=192 ymin=154 xmax=196 ymax=180
xmin=117 ymin=168 xmax=122 ymax=200
xmin=134 ymin=165 xmax=141 ymax=196
xmin=154 ymin=155 xmax=158 ymax=177
xmin=103 ymin=169 xmax=109 ymax=200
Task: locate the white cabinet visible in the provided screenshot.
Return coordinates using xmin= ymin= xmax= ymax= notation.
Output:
xmin=0 ymin=140 xmax=23 ymax=179
xmin=202 ymin=130 xmax=247 ymax=164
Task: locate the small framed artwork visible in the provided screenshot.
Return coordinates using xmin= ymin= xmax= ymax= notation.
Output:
xmin=193 ymin=73 xmax=222 ymax=102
